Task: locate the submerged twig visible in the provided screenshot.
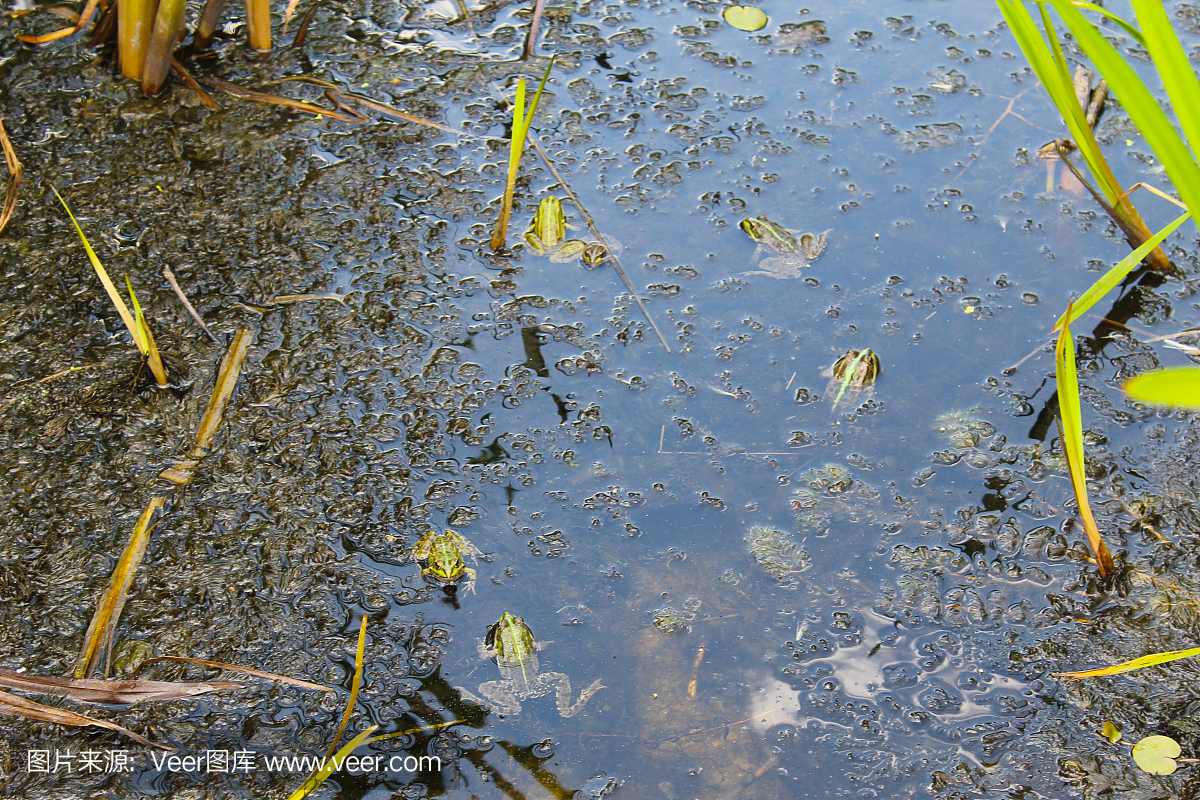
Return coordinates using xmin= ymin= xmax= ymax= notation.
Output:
xmin=529 ymin=138 xmax=671 ymax=352
xmin=14 ymin=0 xmax=101 ymax=43
xmin=171 ymin=59 xmax=220 ymax=110
xmin=131 ymin=656 xmax=334 ymax=692
xmin=200 ymin=78 xmax=358 ymax=121
xmin=522 ymin=0 xmax=547 ymax=60
xmin=162 ymin=266 xmax=219 ymax=342
xmin=0 ymin=668 xmax=239 ymax=704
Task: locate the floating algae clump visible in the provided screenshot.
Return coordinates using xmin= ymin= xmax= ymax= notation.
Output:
xmin=745 ymin=525 xmax=810 ymax=586
xmin=933 ymin=410 xmax=996 ymax=450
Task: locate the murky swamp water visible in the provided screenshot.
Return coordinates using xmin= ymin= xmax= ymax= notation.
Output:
xmin=1 ymin=0 xmax=1200 ymax=797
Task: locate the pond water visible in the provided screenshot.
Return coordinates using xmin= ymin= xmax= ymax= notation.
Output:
xmin=1 ymin=0 xmax=1199 ymax=798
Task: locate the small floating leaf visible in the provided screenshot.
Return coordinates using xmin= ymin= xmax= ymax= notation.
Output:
xmin=723 ymin=4 xmax=768 ymax=32
xmin=1124 ymin=367 xmax=1200 ymax=409
xmin=1132 ymin=735 xmax=1180 ymax=775
xmin=1101 ymin=721 xmax=1122 ymax=744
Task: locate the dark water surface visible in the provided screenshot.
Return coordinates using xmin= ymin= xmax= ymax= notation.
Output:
xmin=0 ymin=0 xmax=1198 ymax=797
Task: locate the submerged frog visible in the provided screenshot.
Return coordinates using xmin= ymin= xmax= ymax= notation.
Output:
xmin=822 ymin=348 xmax=880 ymax=413
xmin=739 ymin=215 xmax=829 ymax=278
xmin=525 ymin=197 xmax=588 ymax=263
xmin=413 ymin=529 xmax=480 ymax=594
xmin=457 ymin=612 xmax=605 ymax=717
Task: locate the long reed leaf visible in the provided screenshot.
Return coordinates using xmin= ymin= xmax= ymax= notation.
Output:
xmin=160 ymin=325 xmax=254 ymax=485
xmin=288 ymin=617 xmax=372 ymax=800
xmin=997 ymin=1 xmax=1174 ymax=272
xmin=1124 ymin=367 xmax=1200 ymax=409
xmin=1071 ymin=1 xmax=1145 ymax=47
xmin=53 ymin=188 xmax=141 ymax=350
xmin=1054 ymin=308 xmax=1114 ymax=578
xmin=323 ymin=615 xmax=367 ymax=761
xmin=1054 ymin=645 xmax=1200 ymax=679
xmin=0 ymin=690 xmax=170 ymax=750
xmin=1052 ymin=209 xmax=1191 ymax=332
xmin=74 ymin=496 xmax=167 ymax=678
xmin=1130 ymin=0 xmax=1200 ymax=159
xmin=0 ymin=668 xmax=239 ymax=704
xmin=286 ymin=725 xmax=379 ymax=800
xmin=1048 ymin=0 xmax=1200 ymax=227
xmin=996 ymin=1 xmax=1121 ymax=203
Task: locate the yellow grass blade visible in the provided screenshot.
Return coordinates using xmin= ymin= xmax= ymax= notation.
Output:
xmin=53 ymin=188 xmax=144 ymax=356
xmin=1053 ymin=645 xmax=1200 ymax=679
xmin=125 ymin=276 xmax=168 ymax=386
xmin=74 ymin=496 xmax=166 ymax=678
xmin=1055 ymin=308 xmax=1115 ymax=577
xmin=0 ymin=117 xmax=22 ymax=236
xmin=286 ymin=725 xmax=379 ymax=800
xmin=288 ymin=617 xmax=372 ymax=800
xmin=160 ymin=326 xmax=255 ymax=485
xmin=323 ymin=615 xmax=367 ymax=761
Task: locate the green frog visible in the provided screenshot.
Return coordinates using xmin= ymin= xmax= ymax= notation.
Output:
xmin=412 ymin=529 xmax=480 ymax=594
xmin=525 ymin=197 xmax=588 ymax=263
xmin=739 ymin=215 xmax=829 ymax=278
xmin=457 ymin=612 xmax=605 ymax=717
xmin=823 ymin=348 xmax=881 ymax=413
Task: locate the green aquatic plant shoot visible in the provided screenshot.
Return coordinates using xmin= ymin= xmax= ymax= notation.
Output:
xmin=53 ymin=188 xmax=169 ymax=388
xmin=1052 ymin=207 xmax=1190 ymax=333
xmin=491 ymin=55 xmax=556 ymax=251
xmin=1054 ymin=306 xmax=1114 ymax=579
xmin=995 ymin=0 xmax=1180 ymax=273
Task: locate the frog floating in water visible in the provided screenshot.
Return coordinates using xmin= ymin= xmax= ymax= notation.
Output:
xmin=739 ymin=215 xmax=829 ymax=278
xmin=822 ymin=348 xmax=880 ymax=413
xmin=524 ymin=197 xmax=588 ymax=263
xmin=457 ymin=612 xmax=605 ymax=717
xmin=525 ymin=198 xmax=621 ymax=267
xmin=413 ymin=529 xmax=480 ymax=594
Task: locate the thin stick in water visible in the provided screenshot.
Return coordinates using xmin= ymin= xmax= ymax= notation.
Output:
xmin=163 ymin=266 xmax=219 ymax=343
xmin=530 ymin=137 xmax=671 ymax=353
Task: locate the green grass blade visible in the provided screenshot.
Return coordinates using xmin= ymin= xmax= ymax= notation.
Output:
xmin=522 ymin=53 xmax=556 ymax=134
xmin=124 ymin=276 xmax=168 ymax=386
xmin=124 ymin=275 xmax=150 ymax=354
xmin=995 ymin=0 xmax=1123 ymax=203
xmin=1049 ymin=0 xmax=1200 ymax=225
xmin=1131 ymin=0 xmax=1200 ymax=159
xmin=1052 ymin=209 xmax=1191 ymax=331
xmin=490 ymin=56 xmax=557 ymax=250
xmin=1124 ymin=367 xmax=1200 ymax=408
xmin=509 ymin=78 xmax=526 ymax=173
xmin=53 ymin=188 xmax=144 ymax=355
xmin=1054 ymin=309 xmax=1114 ymax=577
